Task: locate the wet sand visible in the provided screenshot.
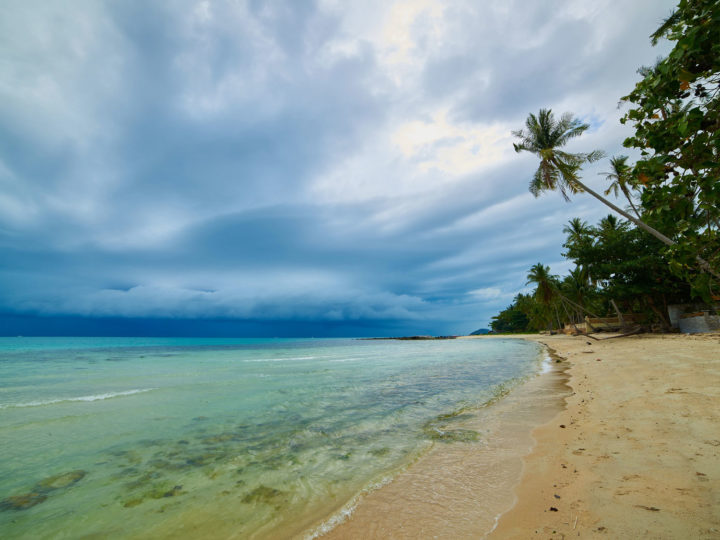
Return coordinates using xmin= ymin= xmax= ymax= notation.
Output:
xmin=314 ymin=333 xmax=720 ymax=539
xmin=316 ymin=343 xmax=571 ymax=539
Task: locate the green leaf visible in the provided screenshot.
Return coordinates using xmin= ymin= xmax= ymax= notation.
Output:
xmin=678 ymin=118 xmax=688 ymax=136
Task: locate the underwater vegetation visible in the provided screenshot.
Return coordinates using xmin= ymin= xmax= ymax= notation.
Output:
xmin=422 ymin=410 xmax=481 ymax=443
xmin=425 ymin=428 xmax=480 ymax=443
xmin=1 ymin=404 xmax=483 ymax=517
xmin=241 ymin=485 xmax=286 ymax=504
xmin=1 ymin=470 xmax=87 ymax=511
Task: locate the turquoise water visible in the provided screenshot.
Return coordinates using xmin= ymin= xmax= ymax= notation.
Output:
xmin=0 ymin=337 xmax=543 ymax=539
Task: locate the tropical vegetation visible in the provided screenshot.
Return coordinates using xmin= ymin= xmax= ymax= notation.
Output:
xmin=491 ymin=0 xmax=719 ymax=333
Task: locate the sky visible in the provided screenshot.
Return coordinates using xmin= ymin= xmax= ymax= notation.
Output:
xmin=0 ymin=0 xmax=677 ymax=337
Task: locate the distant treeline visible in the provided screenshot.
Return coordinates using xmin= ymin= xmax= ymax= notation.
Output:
xmin=491 ymin=214 xmax=693 ymax=333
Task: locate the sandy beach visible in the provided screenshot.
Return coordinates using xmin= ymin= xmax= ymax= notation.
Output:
xmin=318 ymin=333 xmax=720 ymax=539
xmin=492 ymin=333 xmax=720 ymax=539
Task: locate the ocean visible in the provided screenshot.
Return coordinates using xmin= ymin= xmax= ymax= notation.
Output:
xmin=0 ymin=337 xmax=546 ymax=538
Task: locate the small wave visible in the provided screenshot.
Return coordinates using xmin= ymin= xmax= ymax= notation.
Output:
xmin=0 ymin=388 xmax=156 ymax=409
xmin=304 ymin=475 xmax=395 ymax=540
xmin=243 ymin=356 xmax=319 ymax=363
xmin=540 ymin=349 xmax=553 ymax=373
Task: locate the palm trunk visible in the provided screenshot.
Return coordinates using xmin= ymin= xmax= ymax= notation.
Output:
xmin=557 ymin=291 xmax=602 ymax=319
xmin=646 ymin=295 xmax=671 ymax=332
xmin=560 ymin=300 xmax=584 ymax=335
xmin=610 ymin=299 xmax=627 ymax=332
xmin=619 ymin=184 xmax=641 ymax=220
xmin=573 ymin=178 xmax=720 ymax=281
xmin=553 ymin=304 xmax=562 ymax=332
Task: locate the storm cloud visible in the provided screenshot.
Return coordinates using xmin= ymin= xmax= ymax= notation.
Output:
xmin=0 ymin=0 xmax=676 ymax=335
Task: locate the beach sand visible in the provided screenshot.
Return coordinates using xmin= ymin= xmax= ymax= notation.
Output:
xmin=492 ymin=333 xmax=720 ymax=539
xmin=317 ymin=333 xmax=720 ymax=539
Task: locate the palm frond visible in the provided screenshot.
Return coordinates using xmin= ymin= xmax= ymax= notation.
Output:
xmin=529 ymin=169 xmax=544 ymax=198
xmin=604 ymin=183 xmax=619 ymax=197
xmin=558 ymin=183 xmax=572 ymax=202
xmin=554 ymin=150 xmax=586 ymax=167
xmin=539 ymin=159 xmax=559 ymax=189
xmin=513 ymin=141 xmax=530 ymax=153
xmin=585 ymin=149 xmax=606 ymax=162
xmin=651 ymin=10 xmax=680 ymax=45
xmin=555 ymin=113 xmax=589 ymax=146
xmin=610 ymin=155 xmax=630 ymax=171
xmin=563 ymin=218 xmax=590 ymax=239
xmin=513 ymin=108 xmax=604 ymax=202
xmin=551 ymin=155 xmax=583 ymax=194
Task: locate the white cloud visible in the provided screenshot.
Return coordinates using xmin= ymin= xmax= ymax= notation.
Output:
xmin=391 ymin=109 xmax=514 ymax=175
xmin=0 ymin=1 xmax=126 ymax=149
xmin=468 ymin=287 xmax=501 ymax=300
xmin=173 ymin=2 xmax=287 ymax=119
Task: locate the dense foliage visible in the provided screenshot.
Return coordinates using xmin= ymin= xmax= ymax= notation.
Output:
xmin=490 ymin=214 xmax=693 ymax=333
xmin=621 ymin=0 xmax=720 ymax=299
xmin=492 ymin=0 xmax=718 ymax=332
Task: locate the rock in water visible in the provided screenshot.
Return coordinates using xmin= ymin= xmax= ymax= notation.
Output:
xmin=0 ymin=470 xmax=87 ymax=511
xmin=36 ymin=470 xmax=87 ymax=491
xmin=163 ymin=485 xmax=183 ymax=498
xmin=0 ymin=492 xmax=48 ymax=511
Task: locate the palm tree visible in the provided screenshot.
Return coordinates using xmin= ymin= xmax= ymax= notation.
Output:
xmin=564 ymin=267 xmax=591 ymax=307
xmin=562 ymin=217 xmax=591 ymax=246
xmin=513 ymin=109 xmax=605 ymax=201
xmin=562 ymin=217 xmax=596 ymax=286
xmin=600 ymin=155 xmax=641 ymax=219
xmin=527 ymin=262 xmax=603 ymax=333
xmin=598 ymin=214 xmax=625 ymax=234
xmin=560 ymin=267 xmax=597 ymax=326
xmin=527 ymin=263 xmax=556 ymax=305
xmin=513 ymin=109 xmax=720 ymax=280
xmin=526 ymin=263 xmax=560 ymax=329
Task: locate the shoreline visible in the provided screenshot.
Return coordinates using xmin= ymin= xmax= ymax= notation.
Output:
xmin=312 ymin=332 xmax=720 ymax=539
xmin=314 ymin=339 xmax=570 ymax=539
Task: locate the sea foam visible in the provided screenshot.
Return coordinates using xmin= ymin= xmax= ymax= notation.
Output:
xmin=0 ymin=388 xmax=156 ymax=409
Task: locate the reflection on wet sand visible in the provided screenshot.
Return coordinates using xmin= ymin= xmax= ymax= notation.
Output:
xmin=320 ymin=353 xmax=569 ymax=539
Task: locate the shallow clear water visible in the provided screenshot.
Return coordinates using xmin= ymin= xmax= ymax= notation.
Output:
xmin=0 ymin=337 xmax=543 ymax=539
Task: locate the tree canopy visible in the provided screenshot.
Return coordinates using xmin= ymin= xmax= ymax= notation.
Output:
xmin=490 ymin=213 xmax=693 ymax=333
xmin=621 ymin=0 xmax=720 ymax=299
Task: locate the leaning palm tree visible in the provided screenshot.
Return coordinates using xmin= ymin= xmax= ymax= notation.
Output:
xmin=600 ymin=155 xmax=641 ymax=219
xmin=513 ymin=109 xmax=605 ymax=201
xmin=513 ymin=109 xmax=720 ymax=279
